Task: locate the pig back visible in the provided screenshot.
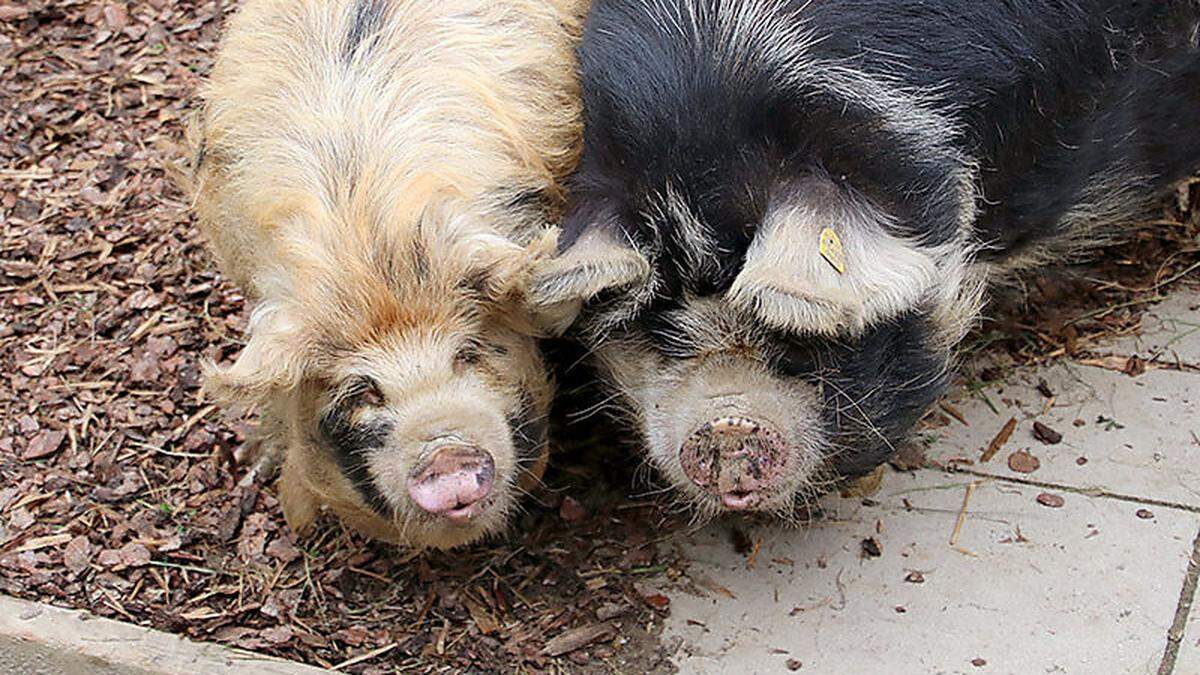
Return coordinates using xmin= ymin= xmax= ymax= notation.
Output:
xmin=190 ymin=0 xmax=584 ymax=296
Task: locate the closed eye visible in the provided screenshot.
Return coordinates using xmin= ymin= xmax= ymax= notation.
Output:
xmin=453 ymin=339 xmax=483 ymax=371
xmin=344 ymin=375 xmax=385 ymax=408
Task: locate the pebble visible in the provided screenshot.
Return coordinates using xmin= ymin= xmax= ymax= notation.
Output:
xmin=1036 ymin=493 xmax=1065 ymax=508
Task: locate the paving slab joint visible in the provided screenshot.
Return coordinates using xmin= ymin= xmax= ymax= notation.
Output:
xmin=930 ymin=465 xmax=1200 ymax=514
xmin=1158 ymin=524 xmax=1200 ymax=675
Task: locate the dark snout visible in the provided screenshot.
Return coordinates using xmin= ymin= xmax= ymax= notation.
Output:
xmin=679 ymin=416 xmax=788 ymax=510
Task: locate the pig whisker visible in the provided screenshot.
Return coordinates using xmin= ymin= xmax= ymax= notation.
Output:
xmin=630 ymin=446 xmax=671 ymax=494
xmin=560 ymin=333 xmax=625 ymax=375
xmin=814 ymin=375 xmax=894 ymax=453
xmin=566 ymin=390 xmax=628 ymax=421
xmin=629 ymin=482 xmax=681 ymax=501
xmin=506 ymin=476 xmax=543 ymax=501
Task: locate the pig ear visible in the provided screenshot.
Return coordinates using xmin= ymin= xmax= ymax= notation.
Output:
xmin=456 ymin=229 xmax=535 ymax=301
xmin=728 ymin=192 xmax=940 ymax=336
xmin=203 ymin=302 xmax=309 ymax=405
xmin=527 ymin=226 xmax=651 ymax=335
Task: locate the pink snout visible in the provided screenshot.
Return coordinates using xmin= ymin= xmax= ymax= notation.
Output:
xmin=679 ymin=417 xmax=787 ymax=510
xmin=406 ymin=445 xmax=496 ymax=522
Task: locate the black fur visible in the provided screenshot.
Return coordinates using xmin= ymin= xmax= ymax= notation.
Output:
xmin=318 ymin=382 xmax=393 ymax=515
xmin=343 ymin=0 xmax=387 ymax=63
xmin=568 ymin=0 xmax=1200 ymax=486
xmin=573 ymin=0 xmax=1200 ymax=266
xmin=809 ymin=313 xmax=947 ymax=478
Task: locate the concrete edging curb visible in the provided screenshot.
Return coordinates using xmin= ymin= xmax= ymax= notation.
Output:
xmin=0 ymin=594 xmax=326 ymax=674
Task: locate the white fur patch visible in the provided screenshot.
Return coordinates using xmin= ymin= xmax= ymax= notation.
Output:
xmin=729 ymin=182 xmax=947 ymax=336
xmin=530 ymin=227 xmax=650 ymax=305
xmin=649 ymin=185 xmax=720 ymax=283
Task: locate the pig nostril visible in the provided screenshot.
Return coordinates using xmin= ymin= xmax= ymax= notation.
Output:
xmin=406 ymin=445 xmax=496 ymax=521
xmin=679 ymin=417 xmax=787 ymax=508
xmin=721 ymin=489 xmax=760 ymax=510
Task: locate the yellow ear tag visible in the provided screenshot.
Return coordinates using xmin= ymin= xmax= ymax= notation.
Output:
xmin=819 ymin=227 xmax=845 ymax=274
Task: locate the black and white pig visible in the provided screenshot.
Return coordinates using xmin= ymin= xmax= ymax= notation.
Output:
xmin=531 ymin=0 xmax=1200 ymax=519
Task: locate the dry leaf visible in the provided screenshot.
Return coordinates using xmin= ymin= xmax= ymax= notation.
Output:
xmin=1007 ymin=449 xmax=1041 ymax=474
xmin=1032 ymin=421 xmax=1063 ymax=445
xmin=1036 ymin=493 xmax=1065 ymax=508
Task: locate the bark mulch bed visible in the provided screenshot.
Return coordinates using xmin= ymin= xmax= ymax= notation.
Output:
xmin=1 ymin=1 xmax=1197 ymax=673
xmin=0 ymin=2 xmax=681 ymax=672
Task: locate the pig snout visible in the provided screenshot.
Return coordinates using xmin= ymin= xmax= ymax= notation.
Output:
xmin=679 ymin=416 xmax=787 ymax=510
xmin=406 ymin=445 xmax=496 ymax=522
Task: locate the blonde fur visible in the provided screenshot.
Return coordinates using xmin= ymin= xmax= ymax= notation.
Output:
xmin=191 ymin=0 xmax=584 ymax=548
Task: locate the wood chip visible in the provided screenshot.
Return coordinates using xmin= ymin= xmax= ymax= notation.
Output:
xmin=1078 ymin=354 xmax=1148 ymax=377
xmin=980 ymin=417 xmax=1017 ymax=462
xmin=840 ymin=466 xmax=885 ymax=497
xmin=541 ymin=623 xmax=614 ymax=657
xmin=464 ymin=596 xmax=500 ymax=636
xmin=889 ymin=443 xmax=927 ymax=472
xmin=596 ymin=602 xmax=629 ymax=621
xmin=14 ymin=533 xmax=73 ymax=553
xmin=21 ymin=430 xmax=65 ymax=460
xmin=860 ymin=537 xmax=882 ymax=559
xmin=692 ymin=575 xmax=736 ymax=600
xmin=331 ymin=643 xmax=399 ymax=671
xmin=1032 ymin=421 xmax=1063 ymax=445
xmin=949 ymin=482 xmax=977 ymax=546
xmin=1036 ymin=379 xmax=1055 ymax=398
xmin=62 ymin=535 xmax=92 ymax=574
xmin=939 ymin=402 xmax=970 ymax=426
xmin=642 ymin=593 xmax=671 ymax=610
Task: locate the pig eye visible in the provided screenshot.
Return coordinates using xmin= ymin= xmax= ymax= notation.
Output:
xmin=346 ymin=376 xmax=385 ymax=408
xmin=453 ymin=341 xmax=483 ymax=370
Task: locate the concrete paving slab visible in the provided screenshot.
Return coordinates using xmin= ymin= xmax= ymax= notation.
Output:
xmin=657 ymin=471 xmax=1198 ymax=674
xmin=929 ymin=363 xmax=1200 ymax=509
xmin=1108 ymin=291 xmax=1200 ymax=366
xmin=0 ymin=594 xmax=324 ymax=675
